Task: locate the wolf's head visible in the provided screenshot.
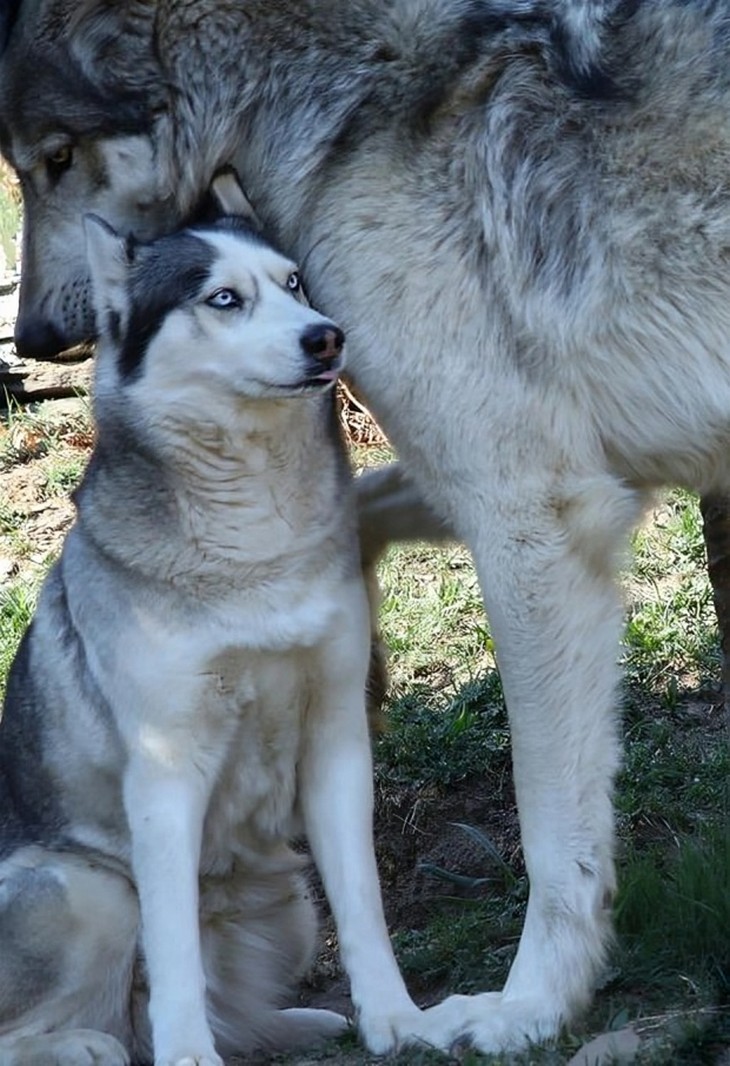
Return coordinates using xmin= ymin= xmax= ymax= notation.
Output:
xmin=85 ymin=172 xmax=345 ymax=432
xmin=0 ymin=0 xmax=178 ymax=358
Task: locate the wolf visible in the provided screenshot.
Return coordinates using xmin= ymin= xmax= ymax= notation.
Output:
xmin=3 ymin=0 xmax=730 ymax=1054
xmin=0 ymin=173 xmax=443 ymax=1065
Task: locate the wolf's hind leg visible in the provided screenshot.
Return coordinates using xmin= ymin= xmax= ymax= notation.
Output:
xmin=356 ymin=461 xmax=453 ymax=568
xmin=0 ymin=846 xmax=140 ymax=1065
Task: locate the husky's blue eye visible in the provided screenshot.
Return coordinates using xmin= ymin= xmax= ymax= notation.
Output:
xmin=206 ymin=288 xmax=241 ymax=310
xmin=286 ymin=271 xmax=301 ymax=293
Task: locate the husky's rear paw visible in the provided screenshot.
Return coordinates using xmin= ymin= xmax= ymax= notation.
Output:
xmin=0 ymin=1029 xmax=130 ymax=1065
xmin=275 ymin=1006 xmax=349 ymax=1046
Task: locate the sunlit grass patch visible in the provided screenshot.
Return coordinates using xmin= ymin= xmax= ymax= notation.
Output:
xmin=0 ymin=574 xmax=40 ymax=703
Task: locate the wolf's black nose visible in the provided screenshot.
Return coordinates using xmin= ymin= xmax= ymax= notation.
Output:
xmin=14 ymin=316 xmax=69 ymax=360
xmin=300 ymin=322 xmax=345 ymax=363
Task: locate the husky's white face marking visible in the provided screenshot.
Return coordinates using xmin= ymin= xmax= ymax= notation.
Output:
xmin=85 ymin=220 xmax=346 ymax=418
xmin=147 ymin=236 xmax=343 ymax=403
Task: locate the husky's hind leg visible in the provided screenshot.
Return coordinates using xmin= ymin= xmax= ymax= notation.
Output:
xmin=0 ymin=846 xmax=140 ymax=1066
xmin=202 ymin=861 xmax=348 ymax=1056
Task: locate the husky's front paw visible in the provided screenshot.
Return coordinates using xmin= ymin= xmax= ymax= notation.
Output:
xmin=155 ymin=1042 xmax=223 ymax=1066
xmin=156 ymin=1056 xmax=223 ymax=1066
xmin=152 ymin=1015 xmax=224 ymax=1066
xmin=357 ymin=1005 xmax=435 ymax=1056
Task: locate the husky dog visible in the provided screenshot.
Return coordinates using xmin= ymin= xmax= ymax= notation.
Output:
xmin=0 ymin=173 xmax=441 ymax=1065
xmin=2 ymin=0 xmax=730 ymax=1054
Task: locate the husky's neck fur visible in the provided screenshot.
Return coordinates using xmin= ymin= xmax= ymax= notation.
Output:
xmin=73 ymin=382 xmax=353 ymax=589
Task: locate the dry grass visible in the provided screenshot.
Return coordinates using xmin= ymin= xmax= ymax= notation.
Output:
xmin=0 ymin=160 xmax=20 ymax=203
xmin=339 ymin=381 xmax=388 ymax=448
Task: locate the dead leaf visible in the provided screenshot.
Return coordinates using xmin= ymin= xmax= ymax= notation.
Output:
xmin=566 ymin=1026 xmax=641 ymax=1066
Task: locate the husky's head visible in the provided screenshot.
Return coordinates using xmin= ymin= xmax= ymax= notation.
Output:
xmin=85 ymin=173 xmax=345 ymax=421
xmin=0 ymin=0 xmax=178 ymax=358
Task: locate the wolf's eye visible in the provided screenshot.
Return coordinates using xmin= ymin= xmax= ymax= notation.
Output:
xmin=45 ymin=145 xmax=73 ymax=182
xmin=286 ymin=271 xmax=301 ymax=294
xmin=206 ymin=288 xmax=242 ymax=310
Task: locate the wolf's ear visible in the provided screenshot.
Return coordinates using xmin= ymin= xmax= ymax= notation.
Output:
xmin=209 ymin=168 xmax=261 ymax=227
xmin=0 ymin=0 xmax=23 ymax=53
xmin=83 ymin=214 xmax=131 ymax=333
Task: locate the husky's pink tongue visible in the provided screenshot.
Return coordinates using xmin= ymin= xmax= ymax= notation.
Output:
xmin=315 ymin=368 xmax=340 ymax=382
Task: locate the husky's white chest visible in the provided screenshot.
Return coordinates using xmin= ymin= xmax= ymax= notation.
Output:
xmin=199 ymin=647 xmax=312 ymax=869
xmin=111 ymin=583 xmax=341 ymax=867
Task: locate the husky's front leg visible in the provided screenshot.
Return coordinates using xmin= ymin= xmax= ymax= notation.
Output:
xmin=124 ymin=757 xmax=220 ymax=1066
xmin=299 ymin=582 xmax=425 ymax=1055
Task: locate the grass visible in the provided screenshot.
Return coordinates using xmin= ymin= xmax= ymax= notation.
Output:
xmin=623 ymin=492 xmax=719 ymax=696
xmin=0 ymin=572 xmax=39 ymax=699
xmin=0 ymin=396 xmax=93 ymax=470
xmin=379 ymin=542 xmax=490 ymax=691
xmin=0 ymin=398 xmax=93 ymax=699
xmin=615 ymin=824 xmax=729 ymax=989
xmin=375 ymin=674 xmax=509 ymax=789
xmin=1 ymin=392 xmax=728 ymax=1062
xmin=0 ymin=160 xmax=20 ymax=273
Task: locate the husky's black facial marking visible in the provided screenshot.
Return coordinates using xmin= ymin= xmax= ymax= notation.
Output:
xmin=187 ymin=194 xmax=274 ymax=250
xmin=119 ymin=232 xmax=217 ymax=382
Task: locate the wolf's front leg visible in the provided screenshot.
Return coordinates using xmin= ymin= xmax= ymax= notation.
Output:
xmin=412 ymin=468 xmax=646 ymax=1053
xmin=124 ymin=758 xmax=221 ymax=1066
xmin=299 ymin=581 xmax=430 ymax=1055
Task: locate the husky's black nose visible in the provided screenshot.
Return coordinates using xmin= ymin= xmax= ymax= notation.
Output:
xmin=300 ymin=322 xmax=345 ymax=363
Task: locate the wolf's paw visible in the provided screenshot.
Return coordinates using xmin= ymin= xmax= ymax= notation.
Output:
xmin=0 ymin=1029 xmax=130 ymax=1066
xmin=417 ymin=992 xmax=563 ymax=1053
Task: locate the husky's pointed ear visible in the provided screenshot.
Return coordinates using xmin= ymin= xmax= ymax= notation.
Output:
xmin=209 ymin=168 xmax=261 ymax=227
xmin=83 ymin=214 xmax=131 ymax=333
